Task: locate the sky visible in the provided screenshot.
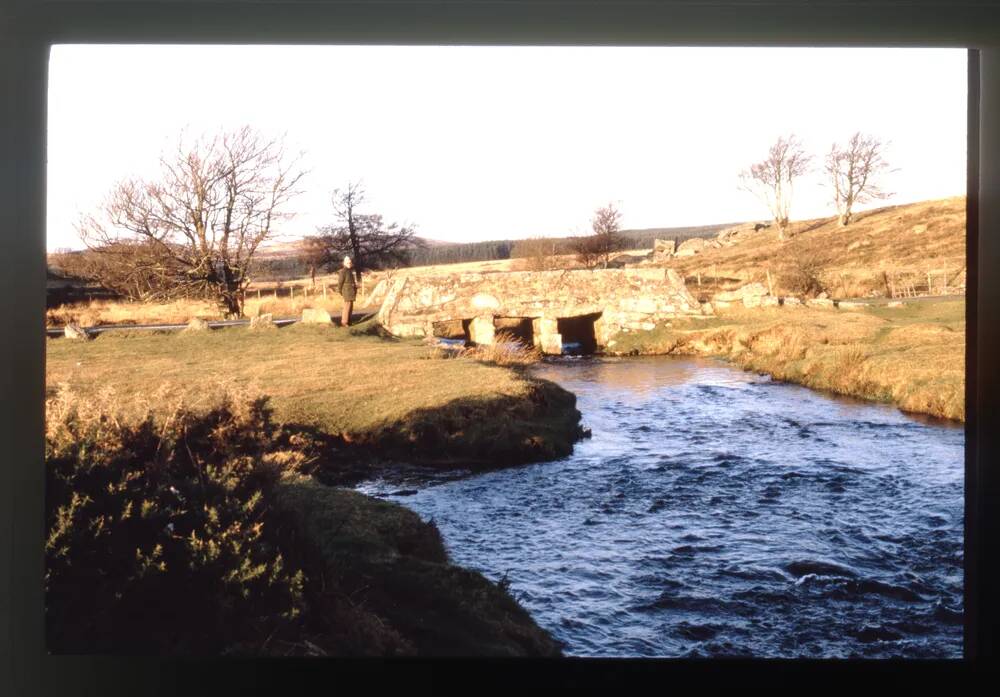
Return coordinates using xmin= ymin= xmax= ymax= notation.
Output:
xmin=46 ymin=45 xmax=967 ymax=251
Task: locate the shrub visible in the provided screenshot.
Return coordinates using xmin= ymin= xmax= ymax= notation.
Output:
xmin=781 ymin=251 xmax=829 ymax=297
xmin=44 ymin=386 xmax=309 ymax=655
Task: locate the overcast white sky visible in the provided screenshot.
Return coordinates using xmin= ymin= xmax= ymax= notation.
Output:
xmin=46 ymin=45 xmax=967 ymax=251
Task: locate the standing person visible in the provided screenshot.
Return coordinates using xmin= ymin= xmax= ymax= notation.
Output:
xmin=337 ymin=255 xmax=358 ymax=327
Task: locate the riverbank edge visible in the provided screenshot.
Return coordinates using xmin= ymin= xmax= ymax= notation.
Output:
xmin=602 ymin=316 xmax=964 ymax=422
xmin=273 ymin=369 xmax=583 ymax=654
xmin=273 ymin=373 xmax=582 ymax=654
xmin=273 ymin=474 xmax=564 ymax=656
xmin=307 ymin=372 xmax=587 ymax=486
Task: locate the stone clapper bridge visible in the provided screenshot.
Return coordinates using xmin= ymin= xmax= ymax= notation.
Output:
xmin=372 ymin=268 xmax=713 ymax=355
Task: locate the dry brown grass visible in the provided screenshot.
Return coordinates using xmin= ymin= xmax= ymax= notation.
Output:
xmin=609 ymin=298 xmax=965 ymax=421
xmin=664 ymin=196 xmax=966 ymax=299
xmin=428 ymin=331 xmax=541 ymax=367
xmin=45 ymin=294 xmax=360 ymax=328
xmin=46 ymin=322 xmax=581 ymax=464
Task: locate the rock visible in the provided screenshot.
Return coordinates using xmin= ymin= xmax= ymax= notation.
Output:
xmin=887 ymin=301 xmax=904 ymax=308
xmin=183 ymin=317 xmax=210 ymax=332
xmin=675 ymin=237 xmax=707 ymax=257
xmin=468 ymin=315 xmax=496 ymax=345
xmin=301 ymin=307 xmax=333 ymax=324
xmin=717 ymin=223 xmax=768 ymax=246
xmin=64 ymin=323 xmax=90 ymax=340
xmin=782 ymin=297 xmax=802 ymax=307
xmin=537 ymin=332 xmax=563 ymax=355
xmin=250 ymin=313 xmax=275 ymax=329
xmin=760 ymin=296 xmax=780 ymax=307
xmin=743 ymin=294 xmax=762 ymax=308
xmin=471 ymin=293 xmax=501 ymax=310
xmin=713 ymin=282 xmax=769 ymax=303
xmin=837 ymin=301 xmax=869 ymax=311
xmin=653 ymin=238 xmax=675 ymax=260
xmin=911 ymin=224 xmax=928 ymax=234
xmin=806 ymin=298 xmax=835 ymax=308
xmin=700 ymin=302 xmax=713 ymax=314
xmin=817 ymin=291 xmax=829 ymax=299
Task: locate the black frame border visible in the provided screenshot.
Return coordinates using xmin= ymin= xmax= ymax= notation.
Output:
xmin=3 ymin=1 xmax=997 ymax=693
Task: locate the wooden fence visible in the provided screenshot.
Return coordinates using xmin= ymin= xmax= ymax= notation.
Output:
xmin=883 ymin=267 xmax=966 ymax=299
xmin=247 ymin=276 xmax=368 ymax=304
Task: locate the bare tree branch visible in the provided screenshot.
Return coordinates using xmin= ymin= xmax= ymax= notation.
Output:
xmin=824 ymin=131 xmax=894 ymax=226
xmin=739 ymin=135 xmax=812 ymax=241
xmin=76 ymin=126 xmax=307 ymax=316
xmin=313 ymin=182 xmax=423 ymax=274
xmin=571 ymin=202 xmax=626 ymax=269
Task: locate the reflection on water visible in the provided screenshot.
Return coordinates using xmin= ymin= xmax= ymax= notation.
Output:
xmin=355 ymin=356 xmax=964 ymax=658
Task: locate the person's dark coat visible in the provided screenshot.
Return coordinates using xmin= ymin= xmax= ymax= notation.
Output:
xmin=337 ymin=267 xmax=358 ymax=302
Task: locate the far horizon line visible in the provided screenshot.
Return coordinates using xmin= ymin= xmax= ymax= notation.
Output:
xmin=46 ymin=193 xmax=967 ymax=254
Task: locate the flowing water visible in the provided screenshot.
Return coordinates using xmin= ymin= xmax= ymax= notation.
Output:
xmin=355 ymin=356 xmax=964 ymax=658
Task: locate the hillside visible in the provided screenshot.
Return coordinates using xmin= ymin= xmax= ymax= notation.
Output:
xmin=658 ymin=197 xmax=966 ymax=300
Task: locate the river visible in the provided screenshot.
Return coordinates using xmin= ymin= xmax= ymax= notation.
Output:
xmin=355 ymin=355 xmax=964 ymax=658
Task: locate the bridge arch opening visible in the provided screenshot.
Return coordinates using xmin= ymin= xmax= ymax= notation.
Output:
xmin=432 ymin=318 xmax=466 ymax=340
xmin=494 ymin=317 xmax=534 ymax=345
xmin=557 ymin=312 xmax=601 ymax=355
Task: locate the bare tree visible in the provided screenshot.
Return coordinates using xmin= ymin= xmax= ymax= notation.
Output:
xmin=77 ymin=126 xmax=306 ymax=317
xmin=739 ymin=135 xmax=812 ymax=241
xmin=572 ymin=202 xmax=626 ymax=269
xmin=51 ymin=241 xmax=189 ymax=302
xmin=512 ymin=237 xmax=565 ymax=271
xmin=825 ymin=132 xmax=893 ymax=226
xmin=314 ymin=182 xmax=422 ymax=273
xmin=570 ymin=235 xmax=603 ymax=269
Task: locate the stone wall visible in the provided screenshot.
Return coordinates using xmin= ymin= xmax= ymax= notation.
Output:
xmin=377 ymin=267 xmax=711 ymax=353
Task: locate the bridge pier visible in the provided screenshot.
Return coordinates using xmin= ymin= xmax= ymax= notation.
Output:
xmin=467 ymin=314 xmax=496 ymax=345
xmin=532 ymin=317 xmax=562 ymax=355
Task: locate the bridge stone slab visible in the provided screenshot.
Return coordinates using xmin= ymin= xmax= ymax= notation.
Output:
xmin=377 ymin=267 xmax=710 ymax=346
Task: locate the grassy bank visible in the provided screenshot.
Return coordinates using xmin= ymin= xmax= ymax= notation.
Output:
xmin=46 ymin=320 xmax=583 ymax=476
xmin=607 ymin=299 xmax=965 ymax=421
xmin=45 ymin=384 xmax=560 ymax=656
xmin=275 ymin=476 xmax=561 ymax=656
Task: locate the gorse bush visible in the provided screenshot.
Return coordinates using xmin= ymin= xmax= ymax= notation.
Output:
xmin=45 ymin=386 xmax=310 ymax=654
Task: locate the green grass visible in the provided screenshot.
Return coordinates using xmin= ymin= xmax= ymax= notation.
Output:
xmin=46 ymin=321 xmax=583 ymax=468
